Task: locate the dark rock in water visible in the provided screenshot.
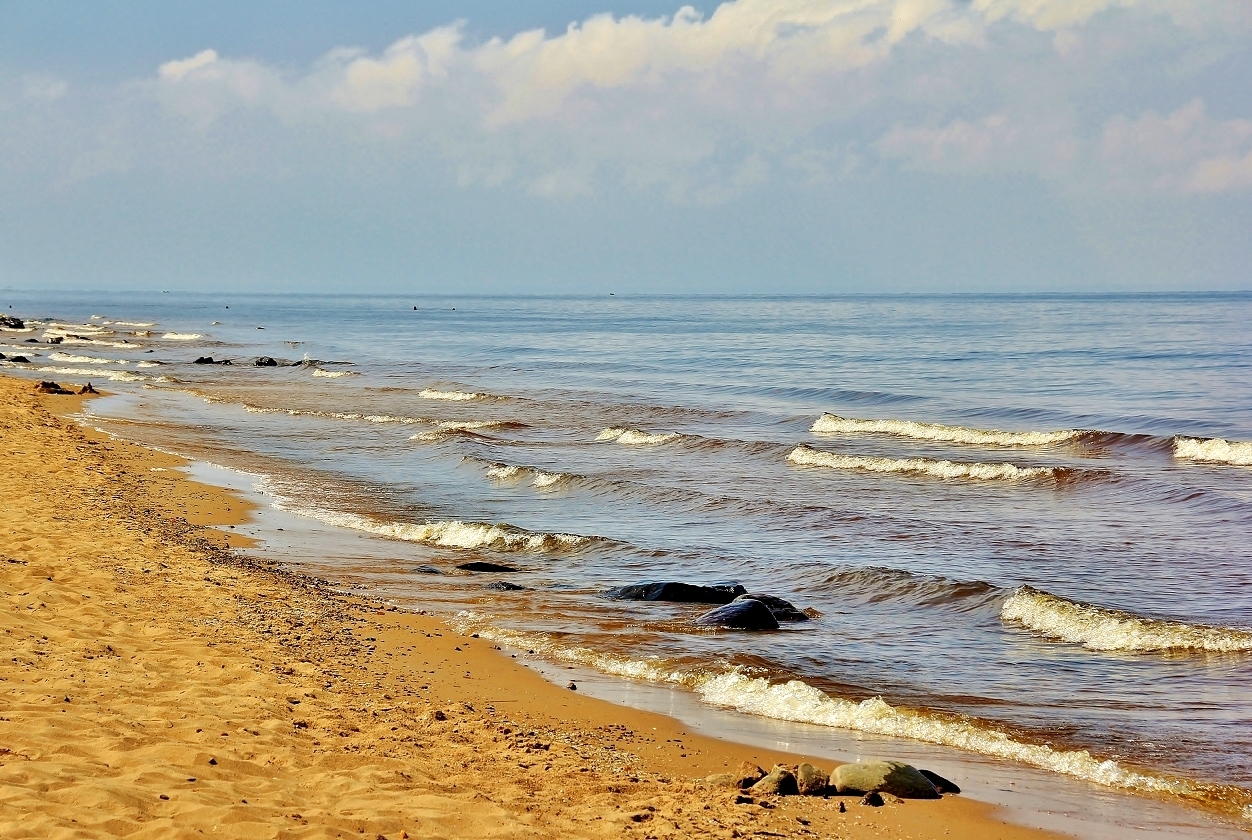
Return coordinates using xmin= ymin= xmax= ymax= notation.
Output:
xmin=693 ymin=598 xmax=779 ymax=630
xmin=11 ymin=355 xmax=29 ymax=363
xmin=795 ymin=763 xmax=829 ymax=796
xmin=918 ymin=769 xmax=959 ymax=794
xmin=751 ymin=765 xmax=798 ymax=796
xmin=485 ymin=581 xmax=526 ymax=591
xmin=47 ymin=336 xmax=63 ymax=344
xmin=0 ymin=314 xmax=24 ymax=329
xmin=457 ymin=561 xmax=520 ymax=573
xmin=412 ymin=565 xmax=443 ymax=575
xmin=734 ymin=593 xmax=809 ymax=622
xmin=254 ymin=356 xmax=279 ymax=367
xmin=78 ymin=383 xmax=99 ymax=395
xmin=36 ymin=381 xmax=72 ymax=395
xmin=860 ymin=791 xmax=884 ymax=807
xmin=833 ymin=761 xmax=940 ymax=799
xmin=0 ymin=353 xmax=5 ymax=359
xmin=194 ymin=356 xmax=215 ymax=364
xmin=25 ymin=338 xmax=38 ymax=343
xmin=604 ymin=581 xmax=746 ymax=604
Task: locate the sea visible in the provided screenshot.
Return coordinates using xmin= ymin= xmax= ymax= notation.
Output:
xmin=4 ymin=290 xmax=1251 ymax=834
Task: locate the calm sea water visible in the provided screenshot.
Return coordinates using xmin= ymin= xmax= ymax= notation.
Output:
xmin=5 ymin=290 xmax=1251 ymax=822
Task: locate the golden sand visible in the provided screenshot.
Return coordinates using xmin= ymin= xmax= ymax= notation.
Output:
xmin=0 ymin=374 xmax=1060 ymax=838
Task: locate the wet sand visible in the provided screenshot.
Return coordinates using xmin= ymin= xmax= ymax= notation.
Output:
xmin=0 ymin=373 xmax=1060 ymax=839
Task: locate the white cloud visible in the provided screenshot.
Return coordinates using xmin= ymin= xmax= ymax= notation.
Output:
xmin=23 ymin=75 xmax=68 ymax=102
xmin=159 ymin=49 xmax=220 ymax=82
xmin=1101 ymin=100 xmax=1252 ymax=193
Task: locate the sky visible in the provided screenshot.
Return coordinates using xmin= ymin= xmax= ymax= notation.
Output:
xmin=1 ymin=0 xmax=1250 ymax=294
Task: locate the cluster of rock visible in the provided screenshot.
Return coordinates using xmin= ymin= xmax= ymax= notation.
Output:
xmin=604 ymin=580 xmax=812 ymax=631
xmin=33 ymin=381 xmax=97 ymax=396
xmin=411 ymin=561 xmax=530 ymax=591
xmin=0 ymin=314 xmax=24 ymax=329
xmin=705 ymin=759 xmax=958 ymax=805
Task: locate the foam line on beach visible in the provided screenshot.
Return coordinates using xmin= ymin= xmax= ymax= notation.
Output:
xmin=311 ymin=368 xmax=357 ymax=378
xmin=596 ymin=427 xmax=681 ymax=445
xmin=275 ymin=504 xmax=591 ymax=552
xmin=1173 ymin=436 xmax=1252 ymax=467
xmin=450 ymin=611 xmax=1243 ymax=813
xmin=810 ymin=413 xmax=1083 ymax=446
xmin=49 ymin=352 xmax=129 ymax=365
xmin=1001 ymin=587 xmax=1252 ymax=653
xmin=786 ymin=445 xmax=1057 ymax=480
xmin=11 ymin=364 xmax=147 ymax=382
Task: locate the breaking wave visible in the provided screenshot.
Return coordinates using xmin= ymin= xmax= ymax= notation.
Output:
xmin=1173 ymin=436 xmax=1252 ymax=467
xmin=275 ymin=505 xmax=591 ymax=552
xmin=311 ymin=368 xmax=357 ymax=378
xmin=162 ymin=332 xmax=202 ymax=340
xmin=420 ymin=388 xmax=487 ymax=401
xmin=60 ymin=337 xmax=136 ymax=349
xmin=484 ymin=462 xmax=572 ymax=489
xmin=597 ymin=427 xmax=681 ymax=445
xmin=787 ymin=446 xmax=1057 ymax=481
xmin=29 ymin=365 xmax=146 ymax=382
xmin=811 ymin=413 xmax=1082 ymax=446
xmin=808 ymin=566 xmax=1001 ymax=611
xmin=49 ymin=352 xmax=127 ymax=365
xmin=1001 ymin=587 xmax=1252 ymax=653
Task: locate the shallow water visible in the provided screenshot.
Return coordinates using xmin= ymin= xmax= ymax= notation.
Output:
xmin=5 ymin=290 xmax=1251 ymax=827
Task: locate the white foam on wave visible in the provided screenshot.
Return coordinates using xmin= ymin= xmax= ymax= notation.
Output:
xmin=61 ymin=337 xmax=135 ymax=349
xmin=275 ymin=505 xmax=589 ymax=552
xmin=1001 ymin=587 xmax=1252 ymax=653
xmin=811 ymin=413 xmax=1081 ymax=446
xmin=311 ymin=368 xmax=356 ymax=378
xmin=787 ymin=446 xmax=1053 ymax=480
xmin=31 ymin=365 xmax=146 ymax=382
xmin=50 ymin=352 xmax=127 ymax=365
xmin=596 ymin=427 xmax=681 ymax=445
xmin=420 ymin=389 xmax=486 ymax=401
xmin=162 ymin=332 xmax=202 ymax=340
xmin=446 ymin=611 xmax=1220 ymax=807
xmin=485 ymin=462 xmax=571 ymax=489
xmin=108 ymin=321 xmax=156 ymax=328
xmin=243 ymin=405 xmax=427 ymax=425
xmin=136 ymin=361 xmax=162 ymax=368
xmin=1173 ymin=436 xmax=1252 ymax=467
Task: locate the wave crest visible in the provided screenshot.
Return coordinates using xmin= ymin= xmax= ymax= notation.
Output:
xmin=1001 ymin=587 xmax=1252 ymax=653
xmin=277 ymin=506 xmax=590 ymax=552
xmin=162 ymin=332 xmax=202 ymax=340
xmin=1174 ymin=436 xmax=1252 ymax=467
xmin=597 ymin=427 xmax=681 ymax=445
xmin=49 ymin=352 xmax=127 ymax=365
xmin=311 ymin=368 xmax=357 ymax=378
xmin=24 ymin=365 xmax=146 ymax=382
xmin=787 ymin=446 xmax=1055 ymax=481
xmin=420 ymin=388 xmax=486 ymax=401
xmin=811 ymin=413 xmax=1081 ymax=446
xmin=485 ymin=462 xmax=572 ymax=489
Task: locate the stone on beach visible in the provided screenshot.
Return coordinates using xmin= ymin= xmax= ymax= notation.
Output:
xmin=693 ymin=598 xmax=779 ymax=630
xmin=832 ymin=761 xmax=940 ymax=799
xmin=36 ymin=380 xmax=72 ymax=395
xmin=733 ymin=593 xmax=810 ymax=622
xmin=795 ymin=762 xmax=829 ymax=795
xmin=10 ymin=355 xmax=29 ymax=363
xmin=918 ymin=768 xmax=961 ymax=794
xmin=751 ymin=765 xmax=799 ymax=796
xmin=604 ymin=581 xmax=746 ymax=604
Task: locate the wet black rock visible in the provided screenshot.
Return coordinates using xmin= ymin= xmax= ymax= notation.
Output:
xmin=0 ymin=314 xmax=24 ymax=329
xmin=11 ymin=355 xmax=30 ymax=363
xmin=693 ymin=598 xmax=779 ymax=630
xmin=194 ymin=357 xmax=214 ymax=364
xmin=918 ymin=769 xmax=960 ymax=795
xmin=25 ymin=338 xmax=38 ymax=342
xmin=733 ymin=593 xmax=809 ymax=622
xmin=254 ymin=357 xmax=279 ymax=367
xmin=412 ymin=565 xmax=443 ymax=574
xmin=47 ymin=336 xmax=63 ymax=344
xmin=457 ymin=561 xmax=520 ymax=573
xmin=0 ymin=352 xmax=5 ymax=359
xmin=604 ymin=581 xmax=746 ymax=604
xmin=36 ymin=381 xmax=72 ymax=395
xmin=78 ymin=383 xmax=99 ymax=395
xmin=485 ymin=581 xmax=526 ymax=591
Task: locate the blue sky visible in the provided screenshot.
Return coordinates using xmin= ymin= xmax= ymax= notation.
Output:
xmin=2 ymin=1 xmax=1250 ymax=293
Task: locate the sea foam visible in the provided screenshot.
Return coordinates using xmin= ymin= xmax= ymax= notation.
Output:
xmin=49 ymin=352 xmax=127 ymax=365
xmin=811 ymin=413 xmax=1081 ymax=446
xmin=276 ymin=506 xmax=589 ymax=552
xmin=420 ymin=389 xmax=486 ymax=401
xmin=32 ymin=365 xmax=146 ymax=382
xmin=311 ymin=368 xmax=356 ymax=378
xmin=485 ymin=462 xmax=571 ymax=489
xmin=596 ymin=427 xmax=681 ymax=445
xmin=787 ymin=446 xmax=1054 ymax=480
xmin=1173 ymin=436 xmax=1252 ymax=467
xmin=162 ymin=332 xmax=203 ymax=340
xmin=1001 ymin=587 xmax=1252 ymax=653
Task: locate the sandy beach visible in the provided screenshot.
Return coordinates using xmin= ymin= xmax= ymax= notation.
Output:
xmin=0 ymin=373 xmax=1060 ymax=839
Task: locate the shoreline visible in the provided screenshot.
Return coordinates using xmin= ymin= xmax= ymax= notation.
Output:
xmin=0 ymin=371 xmax=1073 ymax=837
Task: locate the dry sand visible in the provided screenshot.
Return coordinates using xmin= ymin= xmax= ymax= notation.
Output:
xmin=1 ymin=373 xmax=1062 ymax=839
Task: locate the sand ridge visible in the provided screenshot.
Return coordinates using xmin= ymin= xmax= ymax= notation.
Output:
xmin=0 ymin=374 xmax=1060 ymax=839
